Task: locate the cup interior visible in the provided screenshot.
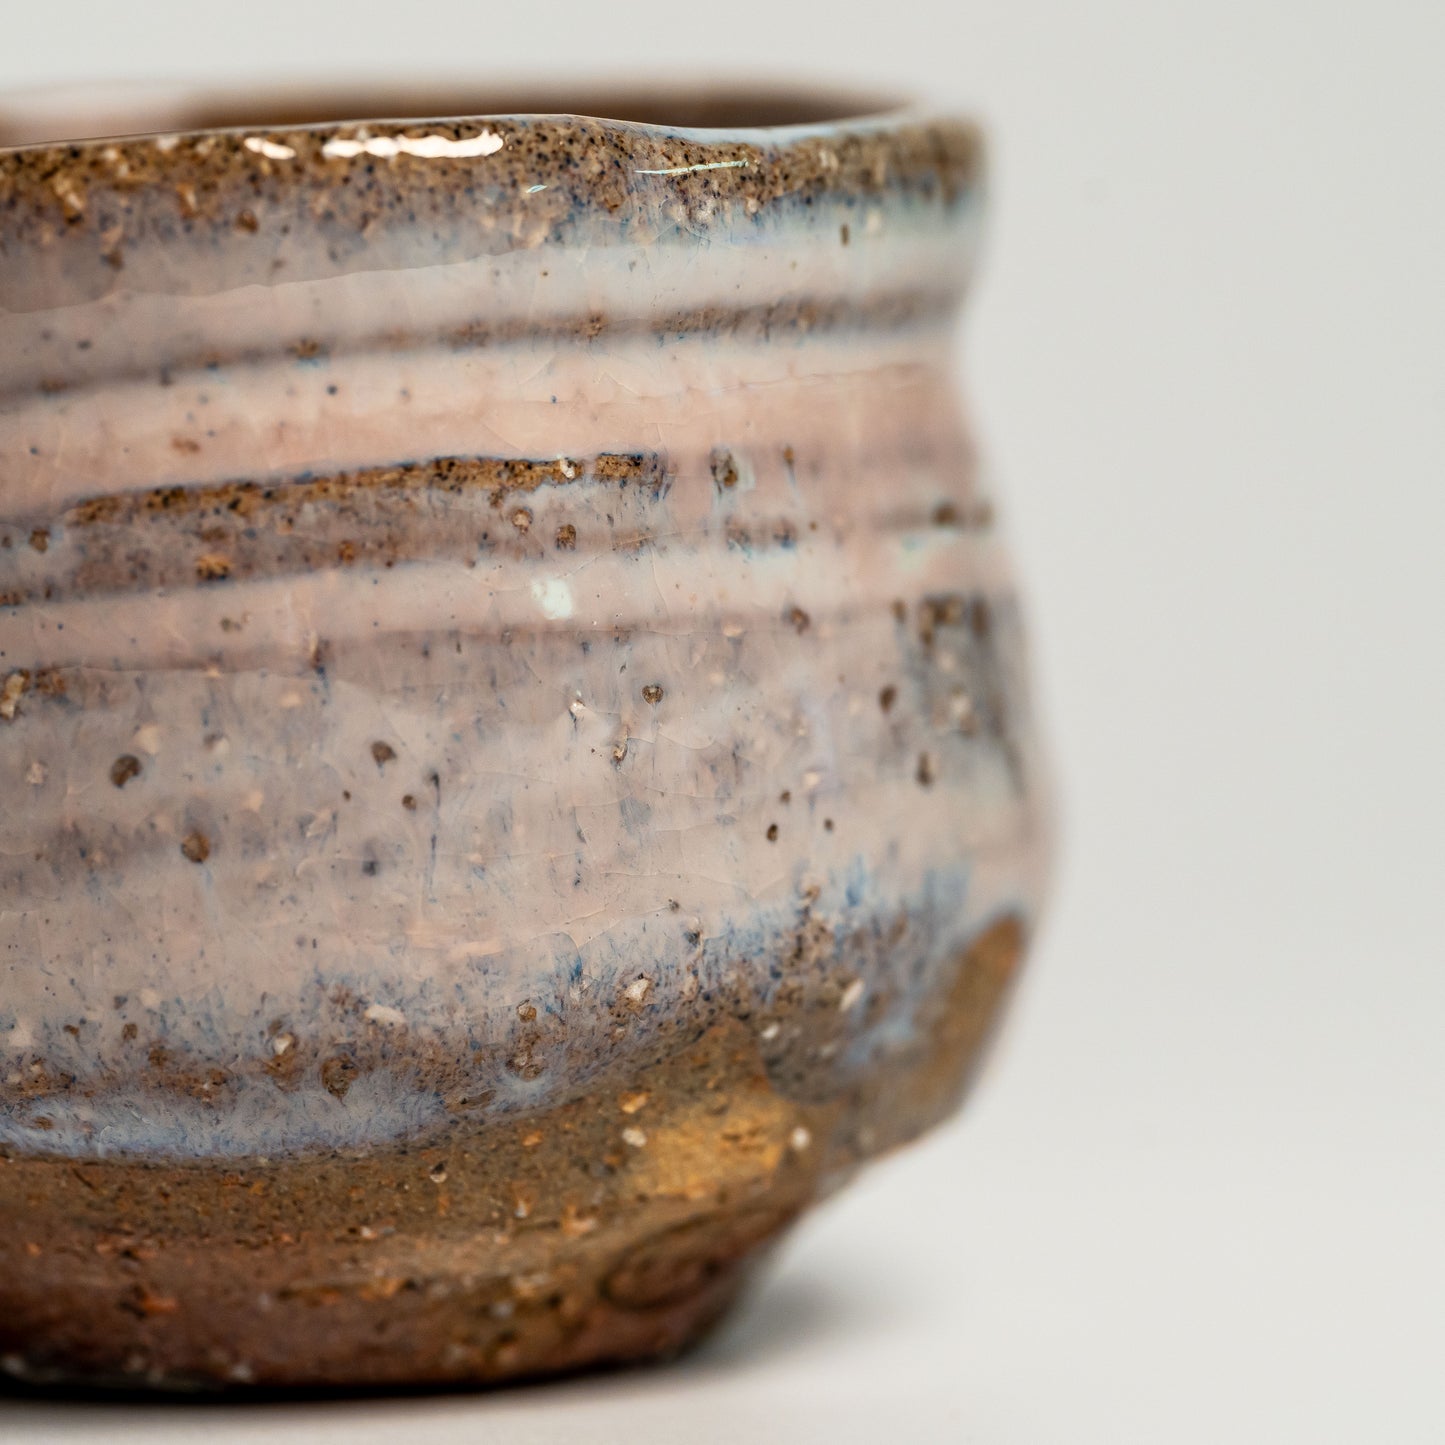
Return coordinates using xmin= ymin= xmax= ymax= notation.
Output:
xmin=0 ymin=83 xmax=902 ymax=149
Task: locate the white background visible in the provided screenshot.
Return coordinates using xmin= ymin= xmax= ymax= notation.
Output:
xmin=2 ymin=1 xmax=1442 ymax=1439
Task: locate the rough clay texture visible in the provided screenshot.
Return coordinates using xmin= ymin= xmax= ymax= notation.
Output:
xmin=0 ymin=920 xmax=1022 ymax=1392
xmin=0 ymin=96 xmax=1047 ymax=1390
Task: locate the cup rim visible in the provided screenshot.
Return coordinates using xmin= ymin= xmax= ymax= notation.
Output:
xmin=0 ymin=81 xmax=984 ymax=321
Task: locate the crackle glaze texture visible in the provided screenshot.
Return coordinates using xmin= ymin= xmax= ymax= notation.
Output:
xmin=0 ymin=88 xmax=1048 ymax=1391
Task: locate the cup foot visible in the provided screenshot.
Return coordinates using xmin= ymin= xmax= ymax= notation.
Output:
xmin=0 ymin=917 xmax=1024 ymax=1392
xmin=0 ymin=1221 xmax=767 ymax=1395
xmin=0 ymin=1024 xmax=816 ymax=1393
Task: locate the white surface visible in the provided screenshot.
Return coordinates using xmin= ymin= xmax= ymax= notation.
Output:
xmin=2 ymin=0 xmax=1443 ymax=1439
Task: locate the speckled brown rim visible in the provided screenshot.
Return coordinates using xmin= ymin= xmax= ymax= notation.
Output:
xmin=0 ymin=83 xmax=985 ymax=319
xmin=0 ymin=89 xmax=982 ymax=209
xmin=0 ymin=84 xmax=980 ymax=218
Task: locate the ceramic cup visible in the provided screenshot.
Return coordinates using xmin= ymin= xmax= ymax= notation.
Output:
xmin=0 ymin=84 xmax=1049 ymax=1391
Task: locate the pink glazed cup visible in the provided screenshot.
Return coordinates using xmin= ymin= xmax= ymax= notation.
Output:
xmin=0 ymin=83 xmax=1049 ymax=1391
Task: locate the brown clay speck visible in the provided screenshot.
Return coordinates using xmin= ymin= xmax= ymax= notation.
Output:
xmin=28 ymin=529 xmax=48 ymax=554
xmin=131 ymin=1286 xmax=179 ymax=1318
xmin=180 ymin=832 xmax=211 ymax=864
xmin=879 ymin=685 xmax=897 ymax=713
xmin=642 ymin=684 xmax=664 ymax=705
xmin=371 ymin=741 xmax=396 ymax=768
xmin=766 ymin=823 xmax=779 ymax=842
xmin=916 ymin=753 xmax=935 ymax=788
xmin=788 ymin=607 xmax=811 ymax=634
xmin=824 ymin=818 xmax=835 ymax=831
xmin=321 ymin=1055 xmax=359 ymax=1099
xmin=109 ymin=755 xmax=142 ymax=788
xmin=555 ymin=523 xmax=577 ymax=550
xmin=511 ymin=508 xmax=532 ymax=533
xmin=401 ymin=794 xmax=417 ymax=811
xmin=840 ymin=223 xmax=850 ymax=246
xmin=194 ymin=553 xmax=231 ymax=581
xmin=710 ymin=448 xmax=739 ymax=491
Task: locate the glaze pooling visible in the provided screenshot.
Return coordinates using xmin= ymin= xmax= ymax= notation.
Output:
xmin=0 ymin=91 xmax=1046 ymax=1391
